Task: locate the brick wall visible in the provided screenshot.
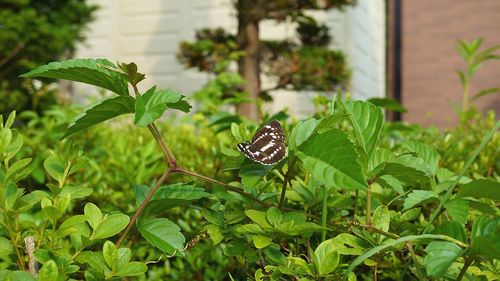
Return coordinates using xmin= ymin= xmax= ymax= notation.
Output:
xmin=401 ymin=0 xmax=500 ymax=128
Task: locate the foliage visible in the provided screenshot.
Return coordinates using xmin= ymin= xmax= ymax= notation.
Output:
xmin=0 ymin=0 xmax=97 ymax=115
xmin=8 ymin=58 xmax=500 ymax=280
xmin=177 ymin=1 xmax=353 ymax=117
xmin=455 ymin=38 xmax=500 ymax=111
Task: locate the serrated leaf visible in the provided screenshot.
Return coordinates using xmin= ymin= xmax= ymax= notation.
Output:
xmin=289 ymin=118 xmax=319 ymax=150
xmin=445 ymin=199 xmax=469 ymax=225
xmin=297 ymin=129 xmax=367 ymax=190
xmin=457 ymin=179 xmax=500 ymax=200
xmin=138 ymin=218 xmax=184 ymax=254
xmin=21 ymin=59 xmax=129 ymax=95
xmin=64 ymin=96 xmax=135 ymax=138
xmin=401 ymin=141 xmax=440 ymax=175
xmin=423 ymin=241 xmax=463 ymax=278
xmin=378 ymin=154 xmax=432 ymax=184
xmin=432 ymin=221 xmax=467 ymax=243
xmin=343 ymin=100 xmax=384 ymax=159
xmin=134 ymin=87 xmax=191 ymax=126
xmin=403 ymin=190 xmax=439 ymax=210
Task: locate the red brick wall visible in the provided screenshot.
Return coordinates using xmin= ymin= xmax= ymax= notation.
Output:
xmin=401 ymin=0 xmax=500 ymax=128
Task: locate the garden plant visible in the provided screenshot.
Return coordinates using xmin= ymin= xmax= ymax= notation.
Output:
xmin=0 ymin=56 xmax=497 ymax=281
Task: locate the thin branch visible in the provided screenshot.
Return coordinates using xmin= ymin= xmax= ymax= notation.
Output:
xmin=116 ymin=169 xmax=171 ymax=248
xmin=278 ymin=160 xmax=294 ymax=210
xmin=173 ymin=167 xmax=269 ymax=208
xmin=366 ymin=185 xmax=372 ymax=225
xmin=456 ymin=256 xmax=473 ymax=281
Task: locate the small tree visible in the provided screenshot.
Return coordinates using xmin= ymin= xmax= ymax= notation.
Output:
xmin=178 ymin=0 xmax=353 ymax=119
xmin=0 ymin=0 xmax=96 ymax=115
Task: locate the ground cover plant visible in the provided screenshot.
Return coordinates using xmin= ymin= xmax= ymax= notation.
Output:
xmin=0 ymin=58 xmax=498 ymax=280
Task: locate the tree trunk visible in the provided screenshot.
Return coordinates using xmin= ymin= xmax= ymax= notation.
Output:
xmin=236 ymin=0 xmax=261 ymax=120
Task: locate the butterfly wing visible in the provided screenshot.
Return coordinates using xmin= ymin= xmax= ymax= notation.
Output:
xmin=237 ymin=120 xmax=286 ymax=165
xmin=251 ymin=120 xmax=285 ymax=143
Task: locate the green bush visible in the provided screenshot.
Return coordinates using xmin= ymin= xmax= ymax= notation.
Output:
xmin=0 ymin=0 xmax=96 ymax=115
xmin=1 ymin=58 xmax=497 ymax=280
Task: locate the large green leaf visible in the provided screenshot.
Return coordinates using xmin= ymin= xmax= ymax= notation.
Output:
xmin=457 ymin=179 xmax=500 ymax=200
xmin=21 ymin=59 xmax=129 ymax=96
xmin=64 ymin=96 xmax=135 ymax=138
xmin=138 ymin=218 xmax=184 ymax=255
xmin=342 ymin=100 xmax=384 ymax=160
xmin=423 ymin=241 xmax=463 ymax=278
xmin=133 ymin=183 xmax=208 ymax=220
xmin=377 ymin=154 xmax=432 ymax=185
xmin=297 ymin=129 xmax=367 ymax=190
xmin=432 ymin=221 xmax=467 ymax=243
xmin=313 ymin=239 xmax=340 ymax=276
xmin=401 ymin=141 xmax=440 ymax=175
xmin=239 ymin=159 xmax=274 ymax=189
xmin=134 ymin=86 xmax=191 ymax=127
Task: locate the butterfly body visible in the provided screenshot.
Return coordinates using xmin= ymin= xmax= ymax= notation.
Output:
xmin=237 ymin=120 xmax=286 ymax=165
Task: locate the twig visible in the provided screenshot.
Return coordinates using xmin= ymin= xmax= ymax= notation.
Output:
xmin=456 ymin=256 xmax=473 ymax=281
xmin=173 ymin=167 xmax=269 ymax=208
xmin=116 ymin=169 xmax=171 ymax=248
xmin=24 ymin=236 xmax=38 ymax=277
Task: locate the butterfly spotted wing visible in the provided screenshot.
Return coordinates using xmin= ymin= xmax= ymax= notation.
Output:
xmin=236 ymin=120 xmax=286 ymax=165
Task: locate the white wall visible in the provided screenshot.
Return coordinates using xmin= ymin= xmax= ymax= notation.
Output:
xmin=75 ymin=0 xmax=385 ymax=116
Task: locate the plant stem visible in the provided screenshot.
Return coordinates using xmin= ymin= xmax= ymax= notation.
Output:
xmin=278 ymin=160 xmax=294 ymax=210
xmin=457 ymin=256 xmax=473 ymax=281
xmin=116 ymin=169 xmax=171 ymax=248
xmin=357 ymin=224 xmax=400 ymax=240
xmin=174 ymin=167 xmax=269 ymax=207
xmin=462 ymin=80 xmax=469 ymax=111
xmin=366 ymin=185 xmax=372 ymax=225
xmin=321 ymin=186 xmax=329 ymax=241
xmin=405 ymin=242 xmax=424 ymax=279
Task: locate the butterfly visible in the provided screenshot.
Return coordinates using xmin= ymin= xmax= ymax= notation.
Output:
xmin=236 ymin=120 xmax=286 ymax=165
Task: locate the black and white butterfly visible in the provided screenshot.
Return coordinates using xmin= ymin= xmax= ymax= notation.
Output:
xmin=237 ymin=120 xmax=286 ymax=165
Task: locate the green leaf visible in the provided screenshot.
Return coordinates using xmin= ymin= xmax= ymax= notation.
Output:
xmin=264 ymin=247 xmax=286 ymax=266
xmin=3 ymin=182 xmax=17 ymax=210
xmin=368 ymin=97 xmax=407 ymax=113
xmin=84 ymin=203 xmax=102 ymax=230
xmin=38 ymin=260 xmax=59 ymax=281
xmin=0 ymin=237 xmax=12 ymax=256
xmin=93 ymin=214 xmax=130 ymax=240
xmin=432 ymin=221 xmax=467 ymax=243
xmin=58 ymin=215 xmax=88 ymax=237
xmin=401 ymin=141 xmax=440 ymax=175
xmin=103 ymin=241 xmax=118 ymax=271
xmin=245 ymin=210 xmax=272 ymax=228
xmin=313 ymin=239 xmax=340 ymax=276
xmin=9 ymin=271 xmax=37 ymax=281
xmin=376 ymin=175 xmax=404 ymax=195
xmin=457 ymin=179 xmax=500 ymax=200
xmin=372 ymin=205 xmax=390 ymax=242
xmin=134 ymin=183 xmax=208 ymax=220
xmin=239 ymin=159 xmax=274 ymax=189
xmin=377 ymin=154 xmax=432 ymax=185
xmin=134 ymin=86 xmax=191 ymax=127
xmin=342 ymin=100 xmax=384 ymax=159
xmin=297 ymin=129 xmax=367 ymax=190
xmin=115 ymin=262 xmax=148 ymax=277
xmin=138 ymin=218 xmax=184 ymax=254
xmin=4 ymin=158 xmax=31 ymax=181
xmin=423 ymin=241 xmax=463 ymax=278
xmin=252 ymin=235 xmax=272 ymax=249
xmin=117 ymin=248 xmax=131 ymax=267
xmin=330 ymin=233 xmax=369 ymax=255
xmin=444 ymin=199 xmax=469 ymax=225
xmin=471 ymin=217 xmax=500 ymax=259
xmin=60 ymin=185 xmax=92 ymax=199
xmin=43 ymin=155 xmax=65 ymax=184
xmin=289 ymin=118 xmax=319 ymax=150
xmin=403 ymin=190 xmax=439 ymax=210
xmin=21 ymin=59 xmax=129 ymax=96
xmin=471 ymin=87 xmax=500 ymax=101
xmin=343 ymin=234 xmax=467 ymax=280
xmin=64 ymin=96 xmax=135 ymax=138
xmin=204 ymin=224 xmax=224 ymax=245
